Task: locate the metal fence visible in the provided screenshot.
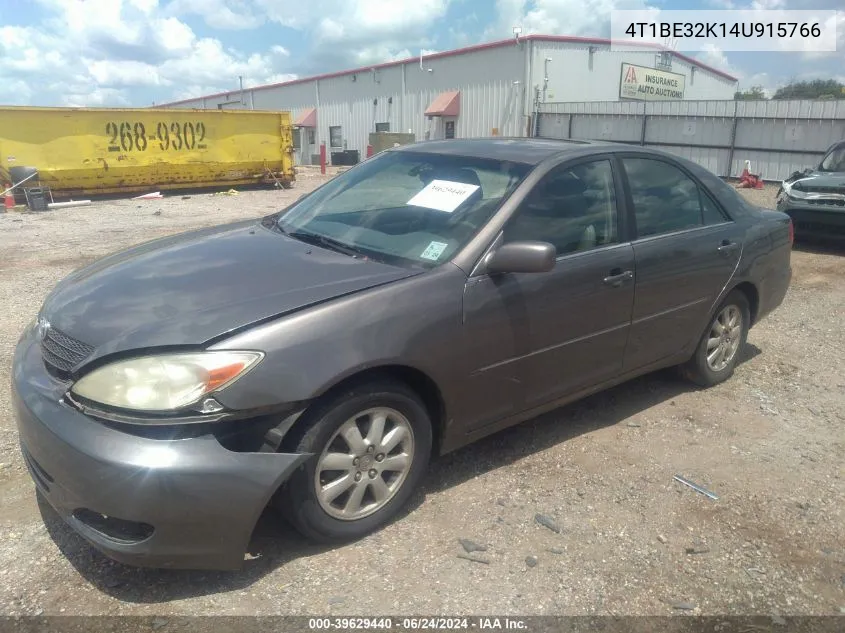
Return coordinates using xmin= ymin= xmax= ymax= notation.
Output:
xmin=536 ymin=99 xmax=845 ymax=182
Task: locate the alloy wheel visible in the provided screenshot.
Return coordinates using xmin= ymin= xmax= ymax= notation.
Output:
xmin=314 ymin=407 xmax=415 ymax=521
xmin=706 ymin=305 xmax=743 ymax=372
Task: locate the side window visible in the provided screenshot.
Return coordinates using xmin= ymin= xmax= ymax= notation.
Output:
xmin=623 ymin=158 xmax=723 ymax=238
xmin=701 ymin=189 xmax=728 ymax=225
xmin=503 ymin=160 xmax=619 ymax=256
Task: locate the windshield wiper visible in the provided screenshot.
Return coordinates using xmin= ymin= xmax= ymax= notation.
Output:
xmin=284 ymin=229 xmax=366 ymax=258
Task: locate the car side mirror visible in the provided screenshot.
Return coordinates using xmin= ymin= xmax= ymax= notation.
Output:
xmin=485 ymin=241 xmax=556 ymax=274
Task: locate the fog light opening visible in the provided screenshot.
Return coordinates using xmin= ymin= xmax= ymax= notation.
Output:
xmin=72 ymin=508 xmax=154 ymax=543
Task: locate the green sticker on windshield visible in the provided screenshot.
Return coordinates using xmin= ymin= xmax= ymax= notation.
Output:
xmin=420 ymin=241 xmax=448 ymax=261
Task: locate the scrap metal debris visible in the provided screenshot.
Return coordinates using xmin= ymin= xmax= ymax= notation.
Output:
xmin=458 ymin=538 xmax=488 ymax=554
xmin=456 ymin=552 xmax=490 ymax=565
xmin=674 ymin=475 xmax=719 ymax=500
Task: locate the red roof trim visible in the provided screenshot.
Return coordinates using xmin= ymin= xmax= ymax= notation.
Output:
xmin=157 ymin=35 xmax=737 ymax=107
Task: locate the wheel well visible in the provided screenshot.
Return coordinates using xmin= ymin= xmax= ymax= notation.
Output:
xmin=732 ymin=281 xmax=760 ymax=326
xmin=290 ymin=365 xmax=447 ymax=455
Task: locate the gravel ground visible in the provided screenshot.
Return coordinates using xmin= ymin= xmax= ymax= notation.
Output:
xmin=0 ymin=179 xmax=843 ymax=617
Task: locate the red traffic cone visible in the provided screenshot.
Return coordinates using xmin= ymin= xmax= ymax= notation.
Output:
xmin=3 ymin=184 xmax=14 ymax=211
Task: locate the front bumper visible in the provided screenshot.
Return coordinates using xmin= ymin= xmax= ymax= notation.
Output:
xmin=11 ymin=328 xmax=308 ymax=570
xmin=777 ymin=198 xmax=845 ymax=238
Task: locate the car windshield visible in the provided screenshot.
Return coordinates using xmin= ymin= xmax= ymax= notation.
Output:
xmin=819 ymin=143 xmax=845 ymax=172
xmin=277 ymin=150 xmax=532 ymax=268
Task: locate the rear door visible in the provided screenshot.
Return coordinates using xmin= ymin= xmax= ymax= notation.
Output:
xmin=618 ymin=154 xmax=744 ymax=371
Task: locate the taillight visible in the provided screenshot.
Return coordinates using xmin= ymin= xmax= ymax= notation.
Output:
xmin=788 ymin=219 xmax=794 ymax=246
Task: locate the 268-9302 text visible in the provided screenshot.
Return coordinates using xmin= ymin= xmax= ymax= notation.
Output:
xmin=104 ymin=121 xmax=208 ymax=153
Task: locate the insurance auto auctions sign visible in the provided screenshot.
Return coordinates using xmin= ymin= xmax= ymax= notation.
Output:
xmin=619 ymin=63 xmax=686 ymax=101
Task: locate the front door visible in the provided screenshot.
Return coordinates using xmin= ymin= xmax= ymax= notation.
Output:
xmin=618 ymin=155 xmax=744 ymax=371
xmin=460 ymin=158 xmax=636 ymax=430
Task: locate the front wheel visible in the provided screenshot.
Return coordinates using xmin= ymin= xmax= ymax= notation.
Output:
xmin=681 ymin=290 xmax=750 ymax=387
xmin=275 ymin=381 xmax=432 ymax=543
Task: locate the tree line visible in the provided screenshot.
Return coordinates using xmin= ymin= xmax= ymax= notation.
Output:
xmin=734 ymin=79 xmax=845 ymax=101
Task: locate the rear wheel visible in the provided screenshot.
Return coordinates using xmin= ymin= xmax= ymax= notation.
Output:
xmin=681 ymin=290 xmax=750 ymax=387
xmin=275 ymin=380 xmax=432 ymax=543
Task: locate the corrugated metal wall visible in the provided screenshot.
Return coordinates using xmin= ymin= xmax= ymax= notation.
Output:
xmin=162 ymin=40 xmax=738 ymax=165
xmin=537 ymin=99 xmax=845 ymax=181
xmin=166 ymin=46 xmax=527 ymax=162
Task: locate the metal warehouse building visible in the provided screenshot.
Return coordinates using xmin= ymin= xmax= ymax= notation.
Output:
xmin=161 ymin=35 xmax=737 ymax=165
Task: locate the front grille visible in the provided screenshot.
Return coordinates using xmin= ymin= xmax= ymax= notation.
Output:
xmin=794 ymin=184 xmax=845 ymax=195
xmin=807 ymin=198 xmax=845 ymax=207
xmin=40 ymin=327 xmax=94 ymax=374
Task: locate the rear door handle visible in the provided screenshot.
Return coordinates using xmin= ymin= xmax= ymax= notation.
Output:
xmin=718 ymin=240 xmax=739 ymax=255
xmin=603 ymin=269 xmax=634 ymax=287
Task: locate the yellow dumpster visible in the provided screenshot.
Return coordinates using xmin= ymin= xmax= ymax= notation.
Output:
xmin=0 ymin=106 xmax=295 ymax=198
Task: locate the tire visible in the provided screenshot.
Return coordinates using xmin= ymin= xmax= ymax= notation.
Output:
xmin=275 ymin=380 xmax=432 ymax=543
xmin=681 ymin=290 xmax=750 ymax=387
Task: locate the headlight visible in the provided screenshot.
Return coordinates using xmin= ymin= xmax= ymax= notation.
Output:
xmin=781 ymin=181 xmax=800 ymax=200
xmin=70 ymin=351 xmax=263 ymax=412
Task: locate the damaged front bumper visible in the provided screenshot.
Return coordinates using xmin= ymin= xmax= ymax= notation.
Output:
xmin=777 ymin=177 xmax=845 ymax=238
xmin=12 ymin=329 xmax=309 ymax=570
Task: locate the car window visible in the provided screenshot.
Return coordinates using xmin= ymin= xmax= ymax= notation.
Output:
xmin=314 ymin=161 xmax=428 ymax=214
xmin=819 ymin=143 xmax=845 ymax=172
xmin=502 ymin=159 xmax=619 ymax=256
xmin=623 ymin=157 xmax=724 ymax=238
xmin=277 ymin=151 xmax=531 ymax=268
xmin=701 ymin=189 xmax=727 ymax=225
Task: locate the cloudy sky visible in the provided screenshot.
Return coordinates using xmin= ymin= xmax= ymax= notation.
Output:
xmin=0 ymin=0 xmax=841 ymax=107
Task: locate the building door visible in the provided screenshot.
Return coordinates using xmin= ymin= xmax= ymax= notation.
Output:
xmin=292 ymin=128 xmax=305 ymax=165
xmin=444 ymin=118 xmax=456 ymax=139
xmin=293 ymin=127 xmax=316 ymax=166
xmin=304 ymin=127 xmax=316 ymax=166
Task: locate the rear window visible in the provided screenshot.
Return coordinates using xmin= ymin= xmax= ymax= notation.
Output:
xmin=820 ymin=143 xmax=845 ymax=172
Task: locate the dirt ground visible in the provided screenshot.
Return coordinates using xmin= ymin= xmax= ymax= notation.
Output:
xmin=0 ymin=177 xmax=842 ymax=617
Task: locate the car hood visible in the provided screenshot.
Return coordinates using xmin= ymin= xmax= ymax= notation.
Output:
xmin=40 ymin=219 xmax=420 ymax=360
xmin=783 ymin=170 xmax=845 ymax=200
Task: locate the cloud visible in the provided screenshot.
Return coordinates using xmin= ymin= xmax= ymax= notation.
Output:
xmin=164 ymin=0 xmax=264 ymax=30
xmin=486 ymin=0 xmax=654 ymax=40
xmin=63 ymin=88 xmax=133 ymax=107
xmin=255 ymin=0 xmax=449 ymax=73
xmin=695 ymin=44 xmax=737 ymax=75
xmin=0 ymin=0 xmax=297 ymax=105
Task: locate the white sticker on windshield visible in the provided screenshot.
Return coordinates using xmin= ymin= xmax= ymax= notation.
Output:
xmin=420 ymin=241 xmax=449 ymax=261
xmin=406 ymin=179 xmax=480 ymax=213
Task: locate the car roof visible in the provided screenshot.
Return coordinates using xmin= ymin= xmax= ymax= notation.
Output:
xmin=393 ymin=137 xmax=621 ymax=165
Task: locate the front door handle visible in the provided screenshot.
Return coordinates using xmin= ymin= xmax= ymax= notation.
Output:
xmin=603 ymin=269 xmax=634 ymax=287
xmin=718 ymin=240 xmax=739 ymax=255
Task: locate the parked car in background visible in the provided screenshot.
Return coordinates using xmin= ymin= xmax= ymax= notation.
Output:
xmin=13 ymin=139 xmax=793 ymax=570
xmin=777 ymin=140 xmax=845 ymax=240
